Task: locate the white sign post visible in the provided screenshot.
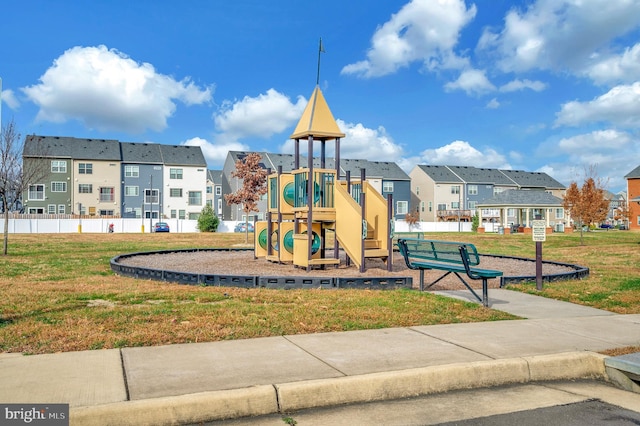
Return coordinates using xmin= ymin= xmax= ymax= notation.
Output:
xmin=532 ymin=220 xmax=545 ymax=290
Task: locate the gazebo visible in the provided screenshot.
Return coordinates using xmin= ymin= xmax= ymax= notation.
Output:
xmin=477 ymin=189 xmax=569 ymax=234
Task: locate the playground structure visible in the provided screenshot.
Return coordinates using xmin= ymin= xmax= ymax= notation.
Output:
xmin=254 ymin=86 xmax=394 ymax=272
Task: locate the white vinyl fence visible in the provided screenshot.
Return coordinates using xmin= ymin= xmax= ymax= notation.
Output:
xmin=1 ymin=218 xmax=474 ymax=234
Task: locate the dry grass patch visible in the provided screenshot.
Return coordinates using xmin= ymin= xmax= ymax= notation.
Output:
xmin=1 ymin=231 xmax=638 ymax=354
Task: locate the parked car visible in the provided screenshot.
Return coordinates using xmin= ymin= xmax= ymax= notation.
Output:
xmin=154 ymin=222 xmax=170 ymax=232
xmin=234 ymin=222 xmax=254 ymax=233
xmin=600 ymin=223 xmax=613 ymax=229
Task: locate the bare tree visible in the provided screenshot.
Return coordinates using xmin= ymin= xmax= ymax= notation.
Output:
xmin=562 ymin=166 xmax=609 ymax=245
xmin=0 ymin=120 xmax=47 ymax=255
xmin=224 ymin=153 xmax=267 ymax=243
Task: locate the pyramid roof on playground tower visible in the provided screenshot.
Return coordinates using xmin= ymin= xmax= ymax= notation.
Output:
xmin=290 ymin=86 xmax=345 ymax=140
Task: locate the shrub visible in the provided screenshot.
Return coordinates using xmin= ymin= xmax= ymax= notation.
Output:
xmin=197 ymin=205 xmax=219 ymax=232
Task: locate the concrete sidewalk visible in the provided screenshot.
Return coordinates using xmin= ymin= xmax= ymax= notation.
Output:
xmin=1 ymin=290 xmax=639 ymax=425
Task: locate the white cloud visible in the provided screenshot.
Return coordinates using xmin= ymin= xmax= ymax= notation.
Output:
xmin=555 ymin=82 xmax=640 ymax=128
xmin=279 ymin=119 xmax=405 ymax=163
xmin=585 ymin=42 xmax=640 ymax=85
xmin=214 ymin=89 xmax=306 ymax=141
xmin=417 ymin=140 xmax=511 ymax=169
xmin=444 ymin=69 xmax=496 ymax=95
xmin=486 ymin=98 xmax=500 ymax=109
xmin=1 ymin=89 xmax=20 ymax=110
xmin=183 ymin=136 xmax=248 ymax=167
xmin=477 ymin=0 xmax=640 ymax=76
xmin=21 ymin=45 xmax=212 ymax=133
xmin=499 ymin=78 xmax=547 ymax=92
xmin=537 ymin=129 xmax=637 ymax=190
xmin=341 ymin=0 xmax=476 ymax=78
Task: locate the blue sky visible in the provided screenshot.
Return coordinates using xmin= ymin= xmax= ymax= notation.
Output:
xmin=2 ymin=0 xmax=639 ymax=192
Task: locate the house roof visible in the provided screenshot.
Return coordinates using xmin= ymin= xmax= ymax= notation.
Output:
xmin=498 ymin=169 xmax=565 ymax=189
xmin=624 ymin=165 xmax=640 ymax=179
xmin=120 ymin=142 xmax=163 ymax=164
xmin=207 ymin=169 xmax=222 ymax=184
xmin=478 ymin=189 xmax=563 ymax=207
xmin=448 ymin=165 xmax=516 ymax=186
xmin=226 ymin=151 xmax=409 ymax=181
xmin=24 ymin=135 xmax=121 ymax=160
xmin=416 ymin=165 xmax=463 ymax=183
xmin=159 ymin=144 xmax=206 ymax=167
xmin=290 ymin=86 xmax=345 ymax=140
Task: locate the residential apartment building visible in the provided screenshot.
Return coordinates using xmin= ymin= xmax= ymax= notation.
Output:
xmin=221 ymin=151 xmax=411 ymax=221
xmin=410 ymin=165 xmax=566 ymax=225
xmin=22 ymin=136 xmax=207 ymax=220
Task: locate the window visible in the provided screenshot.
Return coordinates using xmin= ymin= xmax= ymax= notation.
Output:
xmin=207 ymin=186 xmax=212 ymax=194
xmin=451 ymin=185 xmax=460 ymax=195
xmin=555 ymin=208 xmax=564 ymax=219
xmin=125 ymin=186 xmax=139 ymax=196
xmin=383 ymin=181 xmax=394 ymax=193
xmin=507 ymin=208 xmax=516 ymax=216
xmin=428 ymin=201 xmax=432 ymax=212
xmin=171 ymin=210 xmax=177 ymax=219
xmin=170 ymin=188 xmax=182 ymax=197
xmin=468 ymin=185 xmax=478 ymax=195
xmin=421 ymin=201 xmax=425 ymax=212
xmin=58 ymin=205 xmax=66 ymax=214
xmin=78 ymin=163 xmax=93 ymax=174
xmin=396 ymin=201 xmax=408 ymax=215
xmin=47 ymin=204 xmax=56 ymax=214
xmin=468 ymin=201 xmax=476 ymax=209
xmin=215 ymin=186 xmax=222 ymax=196
xmin=179 ymin=210 xmax=186 ymax=219
xmin=51 ymin=160 xmax=67 ymax=173
xmin=217 ymin=199 xmax=222 ymax=214
xmin=145 ymin=189 xmax=159 ymax=204
xmin=78 ymin=184 xmax=93 ymax=193
xmin=125 ymin=165 xmax=139 ymax=178
xmin=451 ymin=201 xmax=460 ymax=209
xmin=99 ymin=187 xmax=115 ymax=202
xmin=188 ymin=191 xmax=202 ymax=205
xmin=99 ymin=210 xmax=114 ymax=216
xmin=28 ymin=184 xmax=45 ymax=200
xmin=416 ymin=186 xmax=420 ymax=195
xmin=51 ymin=182 xmax=67 ymax=192
xmin=437 ymin=203 xmax=447 ymax=211
xmin=170 ymin=168 xmax=183 ymax=179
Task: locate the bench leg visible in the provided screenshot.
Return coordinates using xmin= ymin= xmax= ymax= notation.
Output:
xmin=482 ymin=278 xmax=489 ymax=308
xmin=419 ymin=269 xmax=424 ymax=292
xmin=453 ymin=272 xmax=483 ymax=304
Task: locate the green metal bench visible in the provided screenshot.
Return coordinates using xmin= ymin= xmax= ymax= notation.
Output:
xmin=396 ymin=238 xmax=503 ymax=307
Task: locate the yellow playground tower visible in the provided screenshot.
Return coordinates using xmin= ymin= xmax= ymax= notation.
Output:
xmin=254 ymin=85 xmax=394 ymax=272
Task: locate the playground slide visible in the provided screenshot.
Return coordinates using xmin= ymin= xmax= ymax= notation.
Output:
xmin=335 ymin=181 xmax=390 ymax=269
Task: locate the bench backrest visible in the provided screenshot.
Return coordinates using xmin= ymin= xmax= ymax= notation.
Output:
xmin=397 ymin=238 xmax=480 ymax=267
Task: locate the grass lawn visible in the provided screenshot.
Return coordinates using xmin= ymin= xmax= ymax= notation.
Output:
xmin=0 ymin=230 xmax=638 ymax=355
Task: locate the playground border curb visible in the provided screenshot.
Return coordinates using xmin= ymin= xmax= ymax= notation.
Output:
xmin=110 ymin=248 xmax=589 ymax=290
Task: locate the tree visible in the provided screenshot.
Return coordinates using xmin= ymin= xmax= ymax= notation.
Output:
xmin=1 ymin=120 xmax=47 ymax=255
xmin=562 ymin=167 xmax=609 ymax=245
xmin=614 ymin=198 xmax=631 ymax=229
xmin=197 ymin=204 xmax=219 ymax=232
xmin=224 ymin=153 xmax=267 ymax=243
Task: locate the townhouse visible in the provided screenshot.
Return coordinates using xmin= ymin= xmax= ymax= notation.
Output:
xmin=206 ymin=169 xmax=223 ymax=217
xmin=221 ymin=151 xmax=411 ymax=221
xmin=625 ymin=165 xmax=640 ymax=230
xmin=22 ymin=136 xmax=207 ymax=220
xmin=409 ymin=165 xmax=566 ymax=227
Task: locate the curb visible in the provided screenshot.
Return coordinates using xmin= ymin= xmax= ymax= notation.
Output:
xmin=70 ymin=351 xmax=608 ymax=425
